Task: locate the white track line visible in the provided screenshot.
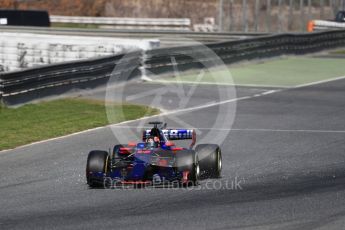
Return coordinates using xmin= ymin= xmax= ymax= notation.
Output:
xmin=111 ymin=126 xmax=345 ymax=134
xmin=0 ymin=96 xmax=246 ymax=153
xmin=155 ymin=75 xmax=345 ymax=89
xmin=194 ymin=128 xmax=345 ymax=134
xmin=152 ymin=80 xmax=290 ymax=89
xmin=294 ymin=75 xmax=345 ymax=88
xmin=214 ymin=128 xmax=345 ymax=133
xmin=0 ymin=95 xmax=256 ymax=154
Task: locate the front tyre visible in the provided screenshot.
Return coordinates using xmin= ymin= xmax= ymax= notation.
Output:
xmin=86 ymin=150 xmax=110 ymax=188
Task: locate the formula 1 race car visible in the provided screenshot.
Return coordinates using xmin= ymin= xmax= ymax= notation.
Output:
xmin=86 ymin=122 xmax=222 ymax=188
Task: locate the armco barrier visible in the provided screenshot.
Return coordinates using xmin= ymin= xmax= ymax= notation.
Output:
xmin=1 ymin=30 xmax=345 ymax=105
xmin=0 ymin=51 xmax=141 ymax=105
xmin=145 ymin=31 xmax=345 ymax=75
xmin=0 ymin=32 xmax=159 ymax=72
xmin=50 ymin=16 xmax=191 ymax=31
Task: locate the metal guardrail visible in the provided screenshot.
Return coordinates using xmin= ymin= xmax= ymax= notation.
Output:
xmin=50 ymin=15 xmax=191 ymax=31
xmin=1 ymin=30 xmax=345 ymax=105
xmin=0 ymin=51 xmax=142 ymax=105
xmin=145 ymin=31 xmax=345 ymax=74
xmin=0 ymin=31 xmax=158 ymax=72
xmin=0 ymin=26 xmax=269 ymax=46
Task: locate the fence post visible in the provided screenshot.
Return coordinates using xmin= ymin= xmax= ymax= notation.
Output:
xmin=218 ymin=0 xmax=224 ymax=32
xmin=330 ymin=0 xmax=335 ymax=17
xmin=320 ymin=0 xmax=324 ymax=19
xmin=266 ymin=0 xmax=271 ymax=32
xmin=229 ymin=0 xmax=234 ymax=31
xmin=254 ymin=0 xmax=260 ymax=32
xmin=288 ymin=0 xmax=293 ymax=31
xmin=334 ymin=0 xmax=340 ymax=15
xmin=242 ymin=0 xmax=248 ymax=32
xmin=278 ymin=0 xmax=283 ymax=32
xmin=338 ymin=0 xmax=342 ymax=11
xmin=308 ymin=0 xmax=312 ymax=23
xmin=300 ymin=0 xmax=305 ymax=31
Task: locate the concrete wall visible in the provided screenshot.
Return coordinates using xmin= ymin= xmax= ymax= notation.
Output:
xmin=0 ymin=32 xmax=159 ymax=72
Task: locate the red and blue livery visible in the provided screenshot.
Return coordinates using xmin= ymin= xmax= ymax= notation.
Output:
xmin=86 ymin=122 xmax=222 ymax=188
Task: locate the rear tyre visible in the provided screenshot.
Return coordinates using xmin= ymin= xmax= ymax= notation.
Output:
xmin=195 ymin=144 xmax=222 ymax=178
xmin=86 ymin=150 xmax=110 ymax=188
xmin=175 ymin=150 xmax=200 ymax=186
xmin=188 ymin=155 xmax=200 ymax=186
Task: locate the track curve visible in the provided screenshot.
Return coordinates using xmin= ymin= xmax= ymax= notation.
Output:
xmin=0 ymin=79 xmax=345 ymax=230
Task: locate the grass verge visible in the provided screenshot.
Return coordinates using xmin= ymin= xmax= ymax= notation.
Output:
xmin=155 ymin=57 xmax=345 ymax=87
xmin=330 ymin=50 xmax=345 ymax=55
xmin=0 ymin=98 xmax=159 ymax=151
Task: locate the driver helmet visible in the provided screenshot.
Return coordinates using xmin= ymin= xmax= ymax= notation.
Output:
xmin=146 ymin=137 xmax=155 ymax=148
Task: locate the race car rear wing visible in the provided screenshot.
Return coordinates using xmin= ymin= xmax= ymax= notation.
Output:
xmin=143 ymin=129 xmax=196 ymax=148
xmin=143 ymin=129 xmax=196 ymax=141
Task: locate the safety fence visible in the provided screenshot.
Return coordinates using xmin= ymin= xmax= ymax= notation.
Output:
xmin=0 ymin=26 xmax=268 ymax=49
xmin=0 ymin=32 xmax=159 ymax=72
xmin=50 ymin=15 xmax=191 ymax=31
xmin=1 ymin=30 xmax=345 ymax=105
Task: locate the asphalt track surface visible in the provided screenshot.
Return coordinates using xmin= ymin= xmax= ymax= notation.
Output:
xmin=0 ymin=78 xmax=345 ymax=230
